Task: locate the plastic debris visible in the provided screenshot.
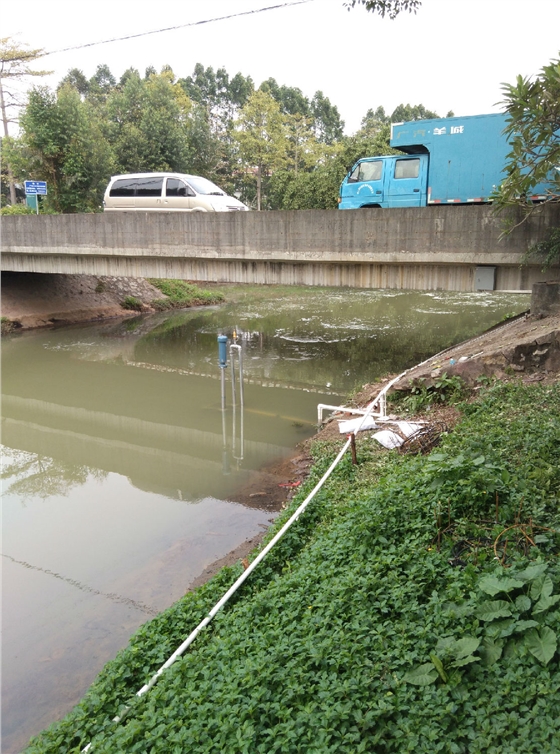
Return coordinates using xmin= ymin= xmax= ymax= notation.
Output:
xmin=372 ymin=430 xmax=404 ymax=449
xmin=338 ymin=416 xmax=378 ymax=434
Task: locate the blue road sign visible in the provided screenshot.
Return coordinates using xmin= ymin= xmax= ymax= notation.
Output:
xmin=24 ymin=180 xmax=48 ymax=195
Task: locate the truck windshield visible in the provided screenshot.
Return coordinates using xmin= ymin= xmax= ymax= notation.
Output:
xmin=349 ymin=160 xmax=382 ymax=183
xmin=185 ymin=176 xmax=226 ymax=196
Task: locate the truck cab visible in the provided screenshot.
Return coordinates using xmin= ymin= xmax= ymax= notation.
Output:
xmin=339 ymin=153 xmax=429 ymax=209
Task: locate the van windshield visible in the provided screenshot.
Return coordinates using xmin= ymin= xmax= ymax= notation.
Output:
xmin=186 ymin=176 xmax=226 ymax=196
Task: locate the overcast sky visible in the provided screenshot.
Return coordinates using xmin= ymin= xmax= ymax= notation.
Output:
xmin=4 ymin=0 xmax=560 ymax=134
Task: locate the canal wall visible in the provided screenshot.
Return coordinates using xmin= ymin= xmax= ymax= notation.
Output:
xmin=2 ymin=204 xmax=559 ymax=291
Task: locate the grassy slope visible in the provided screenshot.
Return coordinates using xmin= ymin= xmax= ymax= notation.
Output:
xmin=26 ymin=382 xmax=560 ymax=753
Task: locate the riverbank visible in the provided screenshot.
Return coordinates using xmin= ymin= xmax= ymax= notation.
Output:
xmin=0 ymin=272 xmax=224 ymax=332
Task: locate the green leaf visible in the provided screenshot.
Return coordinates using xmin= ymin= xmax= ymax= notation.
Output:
xmin=430 ymin=654 xmax=448 ymax=683
xmin=534 ymin=534 xmax=550 ymax=544
xmin=479 ymin=575 xmax=524 ymax=596
xmin=475 ymin=600 xmax=512 ymax=621
xmin=515 ymin=594 xmax=532 ymax=613
xmin=450 ymin=655 xmax=481 ymax=668
xmin=515 ymin=563 xmax=548 ymax=581
xmin=479 ymin=637 xmax=503 ymax=667
xmin=402 ymin=662 xmax=438 ymax=686
xmin=512 ymin=620 xmax=539 ymax=633
xmin=525 ymin=627 xmax=557 ymax=666
xmin=532 ymin=593 xmax=560 ymax=614
xmin=452 ymin=637 xmax=481 ymax=660
xmin=530 ymin=574 xmax=554 ymax=601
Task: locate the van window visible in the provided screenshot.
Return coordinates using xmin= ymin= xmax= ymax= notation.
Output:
xmin=136 ymin=176 xmax=163 ymax=197
xmin=110 ymin=178 xmax=136 ymax=197
xmin=394 ymin=159 xmax=420 ymax=179
xmin=166 ymin=178 xmax=195 ymax=197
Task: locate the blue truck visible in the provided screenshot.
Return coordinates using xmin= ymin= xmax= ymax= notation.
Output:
xmin=338 ymin=112 xmax=549 ymax=210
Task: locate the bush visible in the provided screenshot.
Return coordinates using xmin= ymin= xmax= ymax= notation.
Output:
xmin=0 ymin=204 xmax=35 ymax=215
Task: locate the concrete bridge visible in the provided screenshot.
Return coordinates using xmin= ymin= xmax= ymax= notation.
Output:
xmin=2 ymin=205 xmax=559 ymax=292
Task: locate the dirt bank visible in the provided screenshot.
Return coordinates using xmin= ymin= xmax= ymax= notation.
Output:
xmin=1 ymin=272 xmax=165 ymax=331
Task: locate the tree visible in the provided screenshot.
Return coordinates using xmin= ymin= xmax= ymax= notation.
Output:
xmin=311 ymin=91 xmax=344 ymax=144
xmin=104 ymin=69 xmax=192 ymax=174
xmin=10 ymin=84 xmax=113 ymax=212
xmin=495 ymin=55 xmax=560 ymax=267
xmin=344 ymin=0 xmax=421 ymax=18
xmin=234 ymin=90 xmax=288 ymax=210
xmin=390 ymin=103 xmax=438 ymax=122
xmin=58 ymin=68 xmax=90 ymax=98
xmin=0 ymin=37 xmax=51 ymax=204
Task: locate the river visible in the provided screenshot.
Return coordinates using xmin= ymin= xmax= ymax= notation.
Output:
xmin=1 ymin=285 xmax=529 ymax=752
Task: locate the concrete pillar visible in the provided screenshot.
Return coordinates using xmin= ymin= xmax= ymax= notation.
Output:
xmin=531 ymin=281 xmax=560 ymax=316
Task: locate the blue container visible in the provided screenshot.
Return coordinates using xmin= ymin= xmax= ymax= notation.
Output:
xmin=218 ymin=335 xmax=228 ymax=368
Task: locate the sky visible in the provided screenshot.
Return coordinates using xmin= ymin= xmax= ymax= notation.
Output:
xmin=3 ymin=0 xmax=560 ymax=135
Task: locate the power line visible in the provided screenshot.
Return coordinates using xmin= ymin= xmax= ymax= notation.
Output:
xmin=40 ymin=0 xmax=317 ymax=58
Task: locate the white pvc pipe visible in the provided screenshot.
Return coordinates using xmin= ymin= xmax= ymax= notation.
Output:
xmin=82 ymin=436 xmax=353 ymax=752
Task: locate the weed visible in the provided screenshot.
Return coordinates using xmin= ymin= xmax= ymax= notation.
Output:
xmin=95 ymin=280 xmax=106 ymax=293
xmin=147 ymin=279 xmax=224 ymax=309
xmin=121 ymin=296 xmax=143 ymax=311
xmin=390 ymin=372 xmax=467 ymax=413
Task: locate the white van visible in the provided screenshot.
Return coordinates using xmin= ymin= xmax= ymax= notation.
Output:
xmin=103 ymin=172 xmax=249 ymax=212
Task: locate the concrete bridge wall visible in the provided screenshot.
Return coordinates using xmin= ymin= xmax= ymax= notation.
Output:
xmin=2 ymin=205 xmax=559 ymax=291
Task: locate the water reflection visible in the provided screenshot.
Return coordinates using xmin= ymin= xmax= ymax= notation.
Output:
xmin=1 ymin=287 xmax=529 ymax=752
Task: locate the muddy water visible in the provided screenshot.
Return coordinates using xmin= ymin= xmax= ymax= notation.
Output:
xmin=1 ymin=286 xmax=528 ymax=752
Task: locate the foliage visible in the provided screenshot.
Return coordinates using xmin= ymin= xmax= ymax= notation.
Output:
xmin=147 ymin=279 xmax=225 ymax=310
xmin=0 ymin=36 xmax=51 ymax=204
xmin=389 ymin=372 xmax=467 ymax=413
xmin=523 ymin=226 xmax=560 ymax=271
xmin=9 ymin=84 xmax=113 ymax=212
xmin=234 ymin=90 xmax=288 ymax=210
xmin=344 ymin=0 xmax=422 ymax=19
xmin=494 ymin=55 xmax=560 ymax=266
xmin=0 ymin=202 xmax=34 ymax=215
xmin=121 ymin=296 xmax=143 ymax=311
xmin=25 ymin=381 xmax=560 ymax=753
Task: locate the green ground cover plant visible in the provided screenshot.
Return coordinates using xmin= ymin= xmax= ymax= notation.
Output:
xmin=26 ymin=381 xmax=560 ymax=753
xmin=147 ymin=279 xmax=225 ymax=310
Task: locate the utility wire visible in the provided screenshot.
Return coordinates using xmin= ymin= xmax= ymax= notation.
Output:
xmin=39 ymin=0 xmax=317 ymax=58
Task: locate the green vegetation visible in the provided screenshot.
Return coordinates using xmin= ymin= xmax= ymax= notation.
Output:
xmin=495 ymin=55 xmax=560 ymax=268
xmin=0 ymin=203 xmax=35 ymax=215
xmin=389 ymin=372 xmax=467 ymax=414
xmin=1 ymin=316 xmax=20 ymax=334
xmin=25 ymin=381 xmax=560 ymax=753
xmin=148 ymin=279 xmax=225 ymax=310
xmin=120 ymin=296 xmax=143 ymax=311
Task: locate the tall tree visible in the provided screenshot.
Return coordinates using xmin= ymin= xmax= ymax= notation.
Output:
xmin=234 ymin=90 xmax=288 ymax=210
xmin=495 ymin=55 xmax=560 ymax=267
xmin=104 ymin=69 xmax=192 ymax=174
xmin=311 ymin=91 xmax=344 ymax=144
xmin=0 ymin=37 xmax=50 ymax=204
